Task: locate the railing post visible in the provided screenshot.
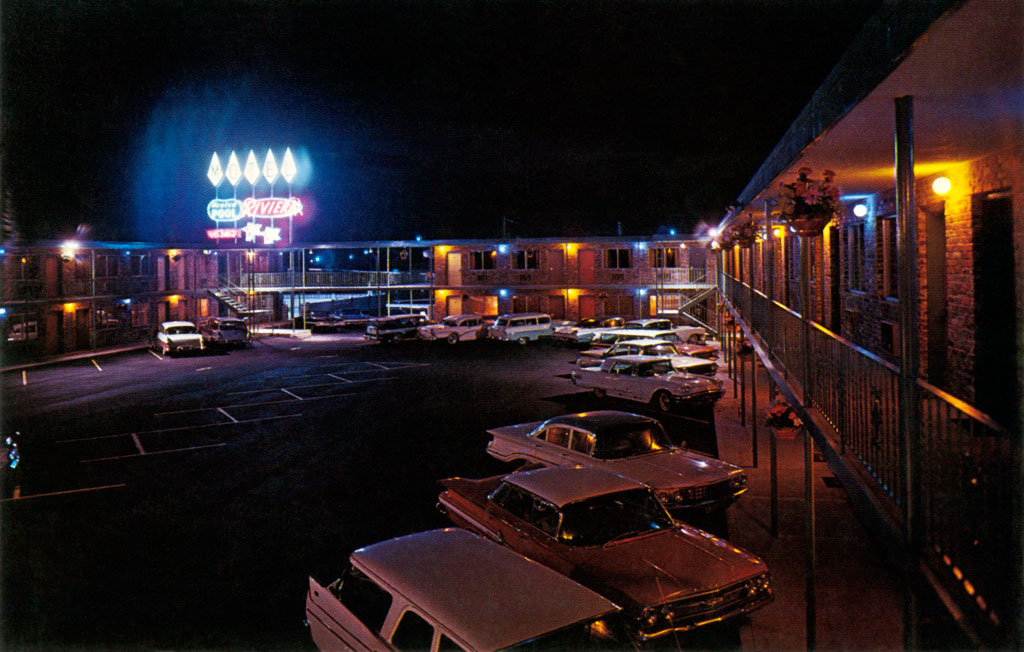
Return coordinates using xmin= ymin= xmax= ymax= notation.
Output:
xmin=799 ymin=234 xmax=816 ymax=652
xmin=895 ymin=94 xmax=921 ymax=651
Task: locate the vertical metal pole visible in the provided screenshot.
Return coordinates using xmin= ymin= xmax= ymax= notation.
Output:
xmin=770 ymin=417 xmax=779 ymax=537
xmin=801 ymin=235 xmax=816 ymax=651
xmin=895 ymin=94 xmax=921 ymax=652
xmin=301 ymin=250 xmax=307 ymax=326
xmin=90 ymin=248 xmax=96 ymax=351
xmin=751 ymin=341 xmax=758 ymax=468
xmin=290 ymin=250 xmax=296 ymax=331
xmin=740 ymin=339 xmax=746 ymax=427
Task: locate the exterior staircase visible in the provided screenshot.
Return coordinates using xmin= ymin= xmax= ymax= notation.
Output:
xmin=208 ymin=278 xmax=267 ymax=317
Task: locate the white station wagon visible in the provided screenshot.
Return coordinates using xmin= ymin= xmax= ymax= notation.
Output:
xmin=487 ymin=312 xmax=553 ymax=345
xmin=619 ymin=319 xmax=708 ymax=344
xmin=417 ymin=314 xmax=487 ymax=344
xmin=577 ymin=339 xmax=719 ymax=376
xmin=571 ymin=355 xmax=724 ymax=412
xmin=485 ymin=410 xmax=747 ymax=514
xmin=305 ymin=528 xmax=631 ymax=651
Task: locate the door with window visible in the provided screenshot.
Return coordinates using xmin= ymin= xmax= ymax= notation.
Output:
xmin=446 ymin=253 xmax=461 ymax=286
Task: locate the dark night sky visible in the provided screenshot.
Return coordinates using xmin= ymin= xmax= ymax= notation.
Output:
xmin=1 ymin=0 xmax=881 ymax=244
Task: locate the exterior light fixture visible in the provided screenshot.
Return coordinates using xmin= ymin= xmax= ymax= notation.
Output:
xmin=499 ymin=289 xmax=509 ymax=297
xmin=498 ymin=244 xmax=509 ymax=254
xmin=932 ymin=176 xmax=952 ymax=195
xmin=853 ymin=204 xmax=868 ymax=217
xmin=637 ymin=288 xmax=648 ymax=296
xmin=773 ymin=226 xmax=785 ymax=238
xmin=669 ymin=228 xmax=677 ymax=236
xmin=415 ymin=235 xmax=422 ymax=242
xmin=61 ymin=241 xmax=79 ymax=261
xmin=0 ymin=308 xmax=7 ymax=317
xmin=122 ymin=298 xmax=131 ymax=305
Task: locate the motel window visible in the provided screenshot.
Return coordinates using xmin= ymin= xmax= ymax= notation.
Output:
xmin=513 ymin=249 xmax=540 ymax=269
xmin=131 ymin=303 xmax=148 ymax=327
xmin=470 ymin=250 xmax=497 ymax=270
xmin=846 ymin=223 xmax=866 ymax=291
xmin=879 ymin=216 xmax=897 ymax=299
xmin=130 ymin=255 xmax=150 ymax=276
xmin=649 ymin=248 xmax=679 ymax=268
xmin=14 ymin=256 xmax=39 ymax=279
xmin=6 ymin=319 xmax=39 ymax=342
xmin=605 ymin=248 xmax=631 ymax=269
xmin=95 ymin=255 xmax=118 ymax=278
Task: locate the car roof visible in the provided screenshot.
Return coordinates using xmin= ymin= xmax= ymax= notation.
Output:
xmin=496 ymin=312 xmax=550 ymax=319
xmin=504 ymin=466 xmax=646 ymax=508
xmin=444 ymin=314 xmax=481 ymax=320
xmin=541 ymin=410 xmax=659 ymax=432
xmin=161 ymin=321 xmax=195 ymax=328
xmin=614 ymin=339 xmax=673 ymax=346
xmin=352 ymin=528 xmax=618 ymax=650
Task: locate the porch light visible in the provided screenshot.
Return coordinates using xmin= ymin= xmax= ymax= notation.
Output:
xmin=773 ymin=226 xmax=785 ymax=238
xmin=932 ymin=176 xmax=952 ymax=195
xmin=499 ymin=289 xmax=509 ymax=297
xmin=853 ymin=204 xmax=868 ymax=217
xmin=61 ymin=241 xmax=80 ymax=261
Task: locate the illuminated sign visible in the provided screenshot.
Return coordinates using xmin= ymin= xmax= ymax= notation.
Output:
xmin=207 ymin=198 xmax=245 ymax=222
xmin=241 ymin=222 xmax=281 ymax=245
xmin=207 ymin=228 xmax=242 ymax=239
xmin=242 ymin=196 xmax=302 ymax=219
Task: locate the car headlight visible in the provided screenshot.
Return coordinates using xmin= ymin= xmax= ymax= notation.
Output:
xmin=730 ymin=473 xmax=748 ymax=491
xmin=745 ymin=572 xmax=772 ymax=597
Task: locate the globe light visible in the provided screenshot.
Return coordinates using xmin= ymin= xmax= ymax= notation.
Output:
xmin=853 ymin=204 xmax=868 ymax=217
xmin=932 ymin=176 xmax=952 ymax=195
xmin=207 ymin=153 xmax=223 ymax=187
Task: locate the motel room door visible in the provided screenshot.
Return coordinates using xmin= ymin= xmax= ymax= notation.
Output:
xmin=447 ymin=253 xmax=462 ymax=286
xmin=578 ymin=295 xmax=596 ymax=319
xmin=578 ymin=249 xmax=595 ymax=285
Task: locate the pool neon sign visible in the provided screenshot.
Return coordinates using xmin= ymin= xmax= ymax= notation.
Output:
xmin=205 ymin=147 xmax=306 ymax=245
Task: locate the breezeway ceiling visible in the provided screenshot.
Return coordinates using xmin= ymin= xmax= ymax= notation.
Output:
xmin=737 ymin=0 xmax=1022 ymax=213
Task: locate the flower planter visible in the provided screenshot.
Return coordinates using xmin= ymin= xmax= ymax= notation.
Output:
xmin=788 ymin=212 xmax=833 ymax=237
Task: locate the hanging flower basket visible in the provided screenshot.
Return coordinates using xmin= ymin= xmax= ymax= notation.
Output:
xmin=777 ymin=168 xmax=841 ymax=236
xmin=729 ymin=218 xmax=761 ymax=247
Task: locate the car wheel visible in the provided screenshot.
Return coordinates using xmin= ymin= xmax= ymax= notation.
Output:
xmin=593 ymin=387 xmax=606 ymax=399
xmin=653 ymin=390 xmax=673 ymax=412
xmin=516 ymin=336 xmax=529 ymax=346
xmin=446 ymin=333 xmax=459 ymax=345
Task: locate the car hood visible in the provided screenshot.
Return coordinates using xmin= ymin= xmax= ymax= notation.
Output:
xmin=576 ymin=529 xmax=765 ymax=607
xmin=487 ymin=421 xmax=546 ymax=440
xmin=602 ymin=450 xmax=738 ymax=488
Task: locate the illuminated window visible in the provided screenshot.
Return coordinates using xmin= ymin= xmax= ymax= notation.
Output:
xmin=469 ymin=250 xmax=496 ymax=270
xmin=605 ymin=248 xmax=631 ymax=269
xmin=649 ymin=247 xmax=679 ymax=268
xmin=131 ymin=303 xmax=149 ymax=327
xmin=512 ymin=249 xmax=540 ymax=269
xmin=879 ymin=216 xmax=897 ymax=298
xmin=846 ymin=223 xmax=866 ymax=291
xmin=130 ymin=255 xmax=149 ymax=276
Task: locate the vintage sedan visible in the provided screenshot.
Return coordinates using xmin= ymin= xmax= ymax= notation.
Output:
xmin=485 ymin=410 xmax=747 ymax=513
xmin=571 ymin=355 xmax=724 ymax=412
xmin=305 ymin=528 xmax=631 ymax=651
xmin=438 ymin=466 xmax=772 ymax=640
xmin=153 ymin=320 xmax=204 ymax=356
xmin=553 ymin=316 xmax=626 ymax=346
xmin=576 ymin=339 xmax=719 ymax=375
xmin=417 ymin=314 xmax=487 ymax=344
xmin=620 ymin=319 xmax=708 ymax=344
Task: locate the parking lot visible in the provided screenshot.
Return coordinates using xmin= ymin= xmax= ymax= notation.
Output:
xmin=1 ymin=333 xmax=732 ymax=650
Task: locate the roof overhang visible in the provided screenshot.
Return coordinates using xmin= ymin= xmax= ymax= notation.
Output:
xmin=725 ymin=0 xmax=1023 ymax=225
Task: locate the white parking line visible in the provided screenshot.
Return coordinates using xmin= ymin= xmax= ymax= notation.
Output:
xmin=196 ymin=366 xmax=212 ymax=372
xmin=22 ymin=370 xmax=26 ymax=386
xmin=92 ymin=359 xmax=102 ymax=371
xmin=280 ymin=388 xmax=303 ymax=400
xmin=149 ymin=350 xmax=164 ymax=360
xmin=154 ymin=392 xmax=357 ymax=416
xmin=81 ymin=443 xmax=227 ymax=463
xmin=316 ymin=354 xmax=338 ymax=359
xmin=56 ymin=414 xmax=305 ymax=443
xmin=131 ymin=433 xmax=145 ymax=454
xmin=326 ymin=374 xmax=353 ymax=382
xmin=217 ymin=407 xmax=238 ymax=423
xmin=0 ymin=483 xmax=126 ymax=502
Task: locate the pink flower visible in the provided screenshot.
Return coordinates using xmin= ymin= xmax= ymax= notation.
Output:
xmin=803 ymin=184 xmax=822 ymax=203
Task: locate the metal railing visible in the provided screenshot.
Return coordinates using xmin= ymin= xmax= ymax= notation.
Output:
xmin=721 ymin=272 xmax=1017 ymax=644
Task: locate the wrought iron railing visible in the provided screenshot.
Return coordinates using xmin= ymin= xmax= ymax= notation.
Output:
xmin=720 ymin=271 xmax=1017 ymax=644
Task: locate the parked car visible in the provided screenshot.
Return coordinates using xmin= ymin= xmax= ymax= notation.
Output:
xmin=571 ymin=355 xmax=724 ymax=412
xmin=552 ymin=316 xmax=626 ymax=346
xmin=331 ymin=311 xmax=374 ymax=328
xmin=152 ymin=320 xmax=204 ymax=356
xmin=199 ymin=317 xmax=251 ymax=348
xmin=438 ymin=466 xmax=772 ymax=641
xmin=621 ymin=319 xmax=707 ymax=344
xmin=487 ymin=312 xmax=553 ymax=345
xmin=305 ymin=528 xmax=632 ymax=652
xmin=417 ymin=314 xmax=487 ymax=344
xmin=576 ymin=339 xmax=719 ymax=375
xmin=586 ymin=329 xmax=660 ymax=350
xmin=485 ymin=410 xmax=747 ymax=514
xmin=364 ymin=314 xmax=427 ymax=343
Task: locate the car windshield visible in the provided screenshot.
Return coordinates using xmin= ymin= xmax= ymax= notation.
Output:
xmin=166 ymin=326 xmax=197 ymax=335
xmin=441 ymin=317 xmax=460 ymax=326
xmin=219 ymin=322 xmax=245 ymax=330
xmin=501 ymin=613 xmax=632 ymax=651
xmin=494 ymin=317 xmax=508 ymax=326
xmin=638 ymin=360 xmax=675 ymax=376
xmin=577 ymin=318 xmax=599 ymax=328
xmin=595 ymin=333 xmax=620 ymax=344
xmin=644 ymin=343 xmax=678 ymax=356
xmin=557 ymin=488 xmax=674 ymax=547
xmin=682 ymin=363 xmax=717 ymax=375
xmin=592 ymin=423 xmax=673 ymax=460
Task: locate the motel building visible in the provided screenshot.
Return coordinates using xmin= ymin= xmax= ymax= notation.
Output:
xmin=0 ymin=0 xmax=1021 ymax=647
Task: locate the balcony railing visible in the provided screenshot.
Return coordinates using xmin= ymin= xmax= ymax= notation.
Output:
xmin=720 ymin=272 xmax=1016 ymax=643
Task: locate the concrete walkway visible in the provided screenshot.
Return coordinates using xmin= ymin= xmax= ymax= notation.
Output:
xmin=710 ymin=342 xmax=906 ymax=651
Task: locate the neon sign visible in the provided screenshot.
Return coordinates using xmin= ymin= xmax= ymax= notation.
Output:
xmin=205 ymin=148 xmax=307 ymax=245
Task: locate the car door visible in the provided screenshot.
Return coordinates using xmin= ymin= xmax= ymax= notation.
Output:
xmin=486 ymin=485 xmax=571 ymax=576
xmin=602 ymin=361 xmax=635 ymax=399
xmin=532 ymin=425 xmax=573 ymax=464
xmin=306 ymin=574 xmax=394 ymax=652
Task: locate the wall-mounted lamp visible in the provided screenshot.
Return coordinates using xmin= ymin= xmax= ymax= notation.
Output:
xmin=853 ymin=204 xmax=868 ymax=217
xmin=499 ymin=289 xmax=509 ymax=298
xmin=932 ymin=176 xmax=952 ymax=195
